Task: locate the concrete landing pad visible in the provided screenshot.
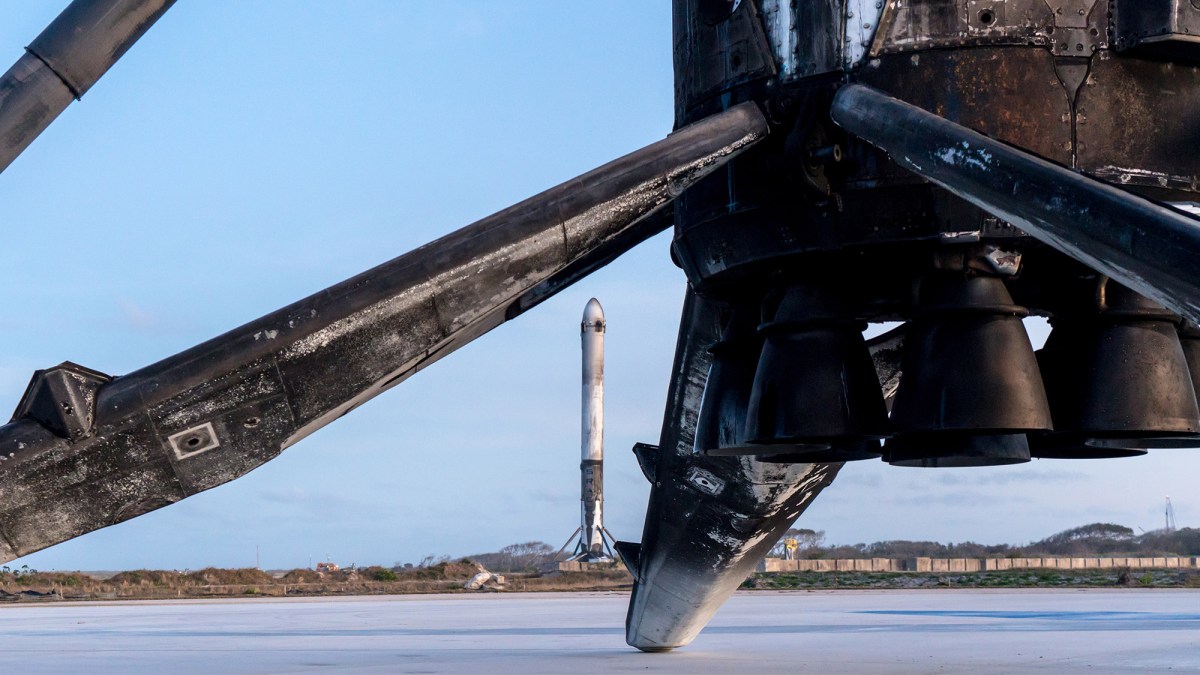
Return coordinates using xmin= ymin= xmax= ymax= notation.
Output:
xmin=0 ymin=590 xmax=1197 ymax=673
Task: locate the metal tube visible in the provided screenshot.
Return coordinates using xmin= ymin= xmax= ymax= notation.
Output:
xmin=580 ymin=298 xmax=605 ymax=556
xmin=0 ymin=0 xmax=177 ymax=173
xmin=831 ymin=83 xmax=1200 ymax=325
xmin=0 ymin=102 xmax=769 ymax=563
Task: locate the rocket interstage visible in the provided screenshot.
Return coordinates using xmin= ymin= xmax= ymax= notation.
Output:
xmin=558 ymin=298 xmax=617 ymax=563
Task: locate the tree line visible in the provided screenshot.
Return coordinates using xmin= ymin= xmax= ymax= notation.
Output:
xmin=770 ymin=524 xmax=1200 ymax=559
xmin=403 ymin=523 xmax=1200 ymax=574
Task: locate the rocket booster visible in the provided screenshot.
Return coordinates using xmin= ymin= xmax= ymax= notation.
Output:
xmin=581 ymin=298 xmax=606 ymax=556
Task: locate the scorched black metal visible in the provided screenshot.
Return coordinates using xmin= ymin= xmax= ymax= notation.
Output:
xmin=2 ymin=0 xmax=1200 ymax=654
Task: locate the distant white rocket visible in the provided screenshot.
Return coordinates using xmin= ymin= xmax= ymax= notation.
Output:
xmin=580 ymin=298 xmax=607 ymax=558
xmin=556 ymin=298 xmax=618 ymax=563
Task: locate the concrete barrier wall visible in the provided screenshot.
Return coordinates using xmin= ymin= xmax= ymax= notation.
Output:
xmin=757 ymin=556 xmax=1200 ymax=574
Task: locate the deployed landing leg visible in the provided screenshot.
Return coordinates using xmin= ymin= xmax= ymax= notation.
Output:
xmin=555 ymin=524 xmax=619 ymax=563
xmin=621 ymin=290 xmax=842 ymax=651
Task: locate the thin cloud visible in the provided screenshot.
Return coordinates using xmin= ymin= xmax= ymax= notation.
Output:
xmin=258 ymin=488 xmax=363 ymax=515
xmin=117 ymin=297 xmax=157 ymax=331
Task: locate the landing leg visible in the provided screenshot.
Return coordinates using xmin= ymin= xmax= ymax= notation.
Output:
xmin=623 ymin=289 xmax=841 ymax=651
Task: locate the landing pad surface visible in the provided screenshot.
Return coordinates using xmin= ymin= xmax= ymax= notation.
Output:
xmin=0 ymin=589 xmax=1197 ymax=672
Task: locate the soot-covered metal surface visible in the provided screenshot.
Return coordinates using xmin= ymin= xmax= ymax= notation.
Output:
xmin=4 ymin=0 xmax=1200 ymax=655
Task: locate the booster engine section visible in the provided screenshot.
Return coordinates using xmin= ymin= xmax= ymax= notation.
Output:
xmin=622 ymin=0 xmax=1200 ymax=651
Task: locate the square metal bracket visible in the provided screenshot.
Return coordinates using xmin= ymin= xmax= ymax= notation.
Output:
xmin=168 ymin=422 xmax=221 ymax=460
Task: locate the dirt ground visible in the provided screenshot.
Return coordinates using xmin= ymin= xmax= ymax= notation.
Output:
xmin=0 ymin=563 xmax=633 ymax=602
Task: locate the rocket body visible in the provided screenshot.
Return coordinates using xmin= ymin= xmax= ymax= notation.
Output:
xmin=581 ymin=298 xmax=606 ymax=558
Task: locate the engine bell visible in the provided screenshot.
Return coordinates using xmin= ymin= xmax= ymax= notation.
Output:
xmin=693 ymin=305 xmax=762 ymax=454
xmin=695 ymin=293 xmax=882 ymax=463
xmin=756 ymin=438 xmax=884 ymax=464
xmin=742 ymin=283 xmax=888 ymax=457
xmin=1037 ymin=280 xmax=1200 ymax=454
xmin=885 ymin=432 xmax=1030 ymax=468
xmin=1029 ymin=435 xmax=1149 ymax=459
xmin=886 ymin=273 xmax=1051 ymax=466
xmin=1030 ymin=346 xmax=1147 ymax=459
xmin=1164 ymin=321 xmax=1200 ymax=449
xmin=1180 ymin=322 xmax=1200 ymax=397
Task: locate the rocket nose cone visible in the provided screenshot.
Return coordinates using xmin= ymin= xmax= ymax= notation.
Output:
xmin=583 ymin=298 xmax=605 ymax=325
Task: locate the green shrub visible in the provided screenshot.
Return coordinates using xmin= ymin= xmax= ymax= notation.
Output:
xmin=373 ymin=568 xmax=398 ymax=582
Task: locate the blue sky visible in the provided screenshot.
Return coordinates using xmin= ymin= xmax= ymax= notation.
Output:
xmin=1 ymin=2 xmax=1194 ymax=571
